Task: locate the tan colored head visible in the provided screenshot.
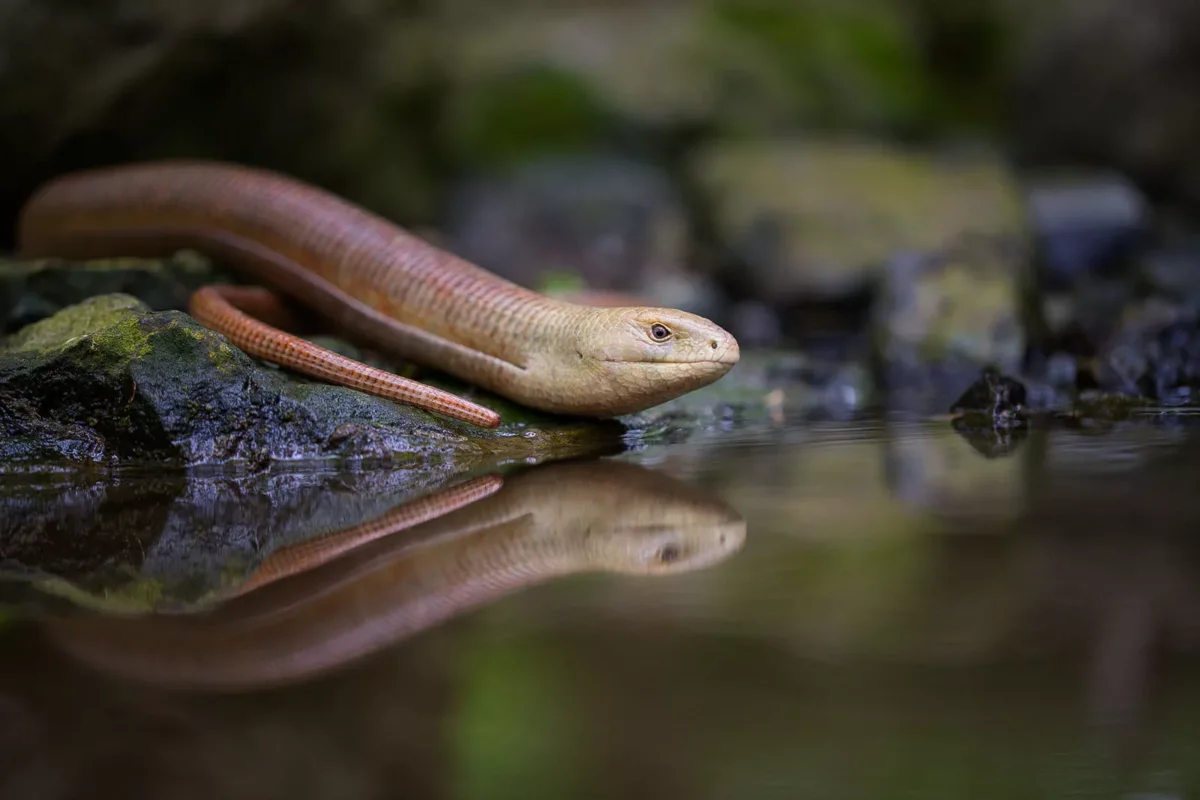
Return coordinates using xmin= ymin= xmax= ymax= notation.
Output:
xmin=529 ymin=306 xmax=741 ymax=416
xmin=587 ymin=516 xmax=747 ymax=575
xmin=524 ymin=459 xmax=747 ymax=574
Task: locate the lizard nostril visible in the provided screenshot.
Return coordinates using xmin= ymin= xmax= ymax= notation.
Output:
xmin=710 ymin=340 xmax=718 ymax=350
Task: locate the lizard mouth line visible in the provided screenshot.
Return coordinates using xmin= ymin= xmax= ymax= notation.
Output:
xmin=602 ymin=357 xmax=739 ymax=366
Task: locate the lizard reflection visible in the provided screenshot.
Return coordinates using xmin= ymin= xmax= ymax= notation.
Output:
xmin=43 ymin=459 xmax=745 ymax=691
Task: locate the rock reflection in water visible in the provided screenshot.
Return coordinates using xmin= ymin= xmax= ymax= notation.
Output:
xmin=41 ymin=459 xmax=746 ymax=691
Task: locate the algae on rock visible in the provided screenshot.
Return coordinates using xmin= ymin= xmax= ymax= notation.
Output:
xmin=692 ymin=137 xmax=1029 ymax=304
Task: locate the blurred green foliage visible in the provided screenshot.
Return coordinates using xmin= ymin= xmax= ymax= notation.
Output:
xmin=445 ymin=66 xmax=609 ymax=169
xmin=706 ymin=0 xmax=1010 ymax=136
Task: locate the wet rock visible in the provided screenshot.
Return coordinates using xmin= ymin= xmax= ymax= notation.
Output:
xmin=1068 ymin=390 xmax=1157 ymax=424
xmin=0 ymin=293 xmax=619 ymax=469
xmin=622 ymin=349 xmax=874 ymax=447
xmin=1094 ymin=309 xmax=1200 ymax=405
xmin=1025 ymin=171 xmax=1148 ymax=287
xmin=692 ymin=138 xmax=1029 ymax=308
xmin=875 ymin=240 xmax=1027 ymax=413
xmin=949 ymin=370 xmax=1027 ymax=428
xmin=446 ymin=157 xmax=701 ymax=306
xmin=1089 ymin=298 xmax=1191 ymax=396
xmin=1012 ymin=0 xmax=1200 ymax=210
xmin=0 ymin=251 xmax=220 ymax=334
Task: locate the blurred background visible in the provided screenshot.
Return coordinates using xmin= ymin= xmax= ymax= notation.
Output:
xmin=3 ymin=0 xmax=1192 ymax=391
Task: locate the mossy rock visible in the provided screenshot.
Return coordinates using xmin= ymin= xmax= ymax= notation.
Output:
xmin=0 ymin=293 xmax=620 ymax=469
xmin=693 ymin=137 xmax=1030 ymax=305
xmin=0 ymin=251 xmax=220 ymax=334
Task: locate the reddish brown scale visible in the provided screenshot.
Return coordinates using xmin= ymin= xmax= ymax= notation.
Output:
xmin=15 ymin=161 xmax=547 ymax=424
xmin=189 ymin=286 xmax=501 ymax=428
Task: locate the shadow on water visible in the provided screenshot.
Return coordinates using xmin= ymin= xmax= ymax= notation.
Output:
xmin=5 ymin=419 xmax=1200 ymax=797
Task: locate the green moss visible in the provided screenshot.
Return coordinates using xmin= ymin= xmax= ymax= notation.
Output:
xmin=34 ymin=574 xmax=165 ymax=615
xmin=206 ymin=340 xmax=243 ymax=375
xmin=706 ymin=0 xmax=936 ymax=134
xmin=909 ymin=261 xmax=1021 ymax=365
xmin=2 ymin=294 xmax=150 ymax=356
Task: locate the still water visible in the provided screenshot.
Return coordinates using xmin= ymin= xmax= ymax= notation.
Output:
xmin=3 ymin=414 xmax=1200 ymax=798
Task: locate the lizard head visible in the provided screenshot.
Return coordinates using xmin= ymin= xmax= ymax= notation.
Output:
xmin=533 ymin=306 xmax=740 ymax=417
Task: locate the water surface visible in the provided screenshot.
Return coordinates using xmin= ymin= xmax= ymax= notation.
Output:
xmin=3 ymin=414 xmax=1200 ymax=799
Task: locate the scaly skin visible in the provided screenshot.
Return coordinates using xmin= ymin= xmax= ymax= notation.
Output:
xmin=17 ymin=160 xmax=740 ymax=427
xmin=44 ymin=460 xmax=747 ymax=691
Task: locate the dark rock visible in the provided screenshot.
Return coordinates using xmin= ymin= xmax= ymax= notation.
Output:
xmin=0 ymin=293 xmax=619 ymax=469
xmin=1025 ymin=171 xmax=1148 ymax=287
xmin=0 ymin=251 xmax=220 ymax=334
xmin=1139 ymin=321 xmax=1200 ymax=404
xmin=1091 ymin=300 xmax=1200 ymax=401
xmin=950 ymin=370 xmax=1027 ymax=414
xmin=949 ymin=369 xmax=1027 ymax=429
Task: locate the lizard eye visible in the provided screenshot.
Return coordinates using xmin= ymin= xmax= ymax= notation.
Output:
xmin=649 ymin=323 xmax=671 ymax=342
